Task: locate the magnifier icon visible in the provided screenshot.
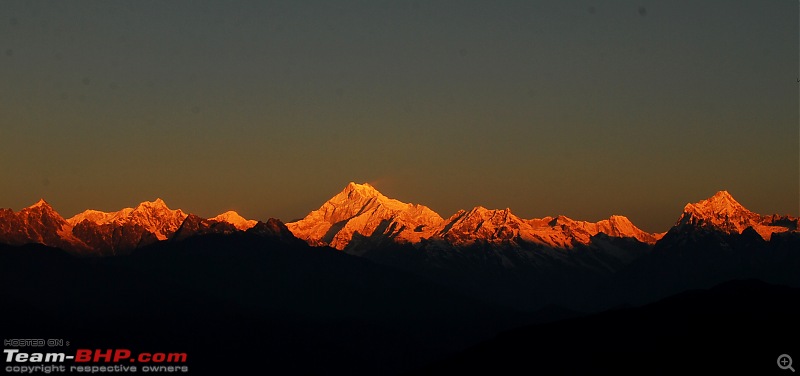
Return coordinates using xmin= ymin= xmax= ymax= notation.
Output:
xmin=779 ymin=354 xmax=795 ymax=372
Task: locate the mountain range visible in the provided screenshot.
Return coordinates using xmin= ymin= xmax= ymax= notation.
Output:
xmin=1 ymin=183 xmax=798 ymax=310
xmin=3 ymin=182 xmax=795 ymax=256
xmin=0 ymin=198 xmax=259 ymax=256
xmin=2 ymin=184 xmax=799 ymax=374
xmin=288 ymin=182 xmax=664 ymax=254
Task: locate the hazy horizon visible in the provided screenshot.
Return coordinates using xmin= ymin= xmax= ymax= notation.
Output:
xmin=1 ymin=1 xmax=797 ymax=233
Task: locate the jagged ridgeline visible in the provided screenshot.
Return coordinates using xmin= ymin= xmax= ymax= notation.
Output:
xmin=3 ymin=184 xmax=795 ymax=257
xmin=1 ymin=183 xmax=798 ymax=312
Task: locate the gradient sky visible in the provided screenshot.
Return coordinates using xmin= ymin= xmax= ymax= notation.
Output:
xmin=1 ymin=1 xmax=797 ymax=232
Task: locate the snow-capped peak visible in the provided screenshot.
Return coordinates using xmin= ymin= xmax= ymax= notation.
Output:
xmin=670 ymin=191 xmax=798 ymax=240
xmin=440 ymin=206 xmax=533 ymax=243
xmin=683 ymin=190 xmax=748 ymax=218
xmin=343 ymin=182 xmax=382 ymax=198
xmin=594 ymin=215 xmax=657 ymax=243
xmin=66 ymin=199 xmax=187 ymax=241
xmin=210 ymin=210 xmax=257 ymax=231
xmin=287 ymin=182 xmax=444 ymax=249
xmin=128 ymin=199 xmax=187 ymax=240
xmin=26 ymin=199 xmax=52 ymax=210
xmin=286 ymin=182 xmax=666 ymax=250
xmin=523 ymin=214 xmax=656 ymax=245
xmin=450 ymin=206 xmax=518 ymax=228
xmin=677 ymin=191 xmax=761 ymax=234
xmin=135 ymin=198 xmax=170 ymax=210
xmin=67 ymin=208 xmax=134 ymax=226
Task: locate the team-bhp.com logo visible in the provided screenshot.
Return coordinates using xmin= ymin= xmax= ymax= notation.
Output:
xmin=4 ymin=348 xmax=189 ymax=373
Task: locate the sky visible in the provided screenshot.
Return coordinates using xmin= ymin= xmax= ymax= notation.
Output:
xmin=0 ymin=0 xmax=797 ymax=232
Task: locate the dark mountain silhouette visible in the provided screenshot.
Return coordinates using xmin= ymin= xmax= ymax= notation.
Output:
xmin=171 ymin=213 xmax=238 ymax=241
xmin=409 ymin=279 xmax=800 ymax=375
xmin=0 ymin=232 xmax=526 ymax=376
xmin=343 ymin=234 xmax=651 ymax=311
xmin=586 ymin=208 xmax=800 ymax=311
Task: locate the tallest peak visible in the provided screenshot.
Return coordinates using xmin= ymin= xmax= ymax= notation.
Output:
xmin=343 ymin=182 xmax=381 ymax=197
xmin=347 ymin=181 xmax=374 ymax=189
xmin=711 ymin=190 xmax=734 ymax=200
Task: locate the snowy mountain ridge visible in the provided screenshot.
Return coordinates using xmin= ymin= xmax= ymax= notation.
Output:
xmin=676 ymin=190 xmax=795 ymax=240
xmin=288 ymin=182 xmax=664 ymax=251
xmin=0 ymin=184 xmax=796 ymax=256
xmin=0 ymin=199 xmax=259 ymax=255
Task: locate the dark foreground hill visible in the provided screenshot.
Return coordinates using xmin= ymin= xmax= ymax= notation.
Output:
xmin=3 ymin=224 xmax=799 ymax=375
xmin=0 ymin=234 xmax=526 ymax=376
xmin=408 ymin=279 xmax=800 ymax=375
